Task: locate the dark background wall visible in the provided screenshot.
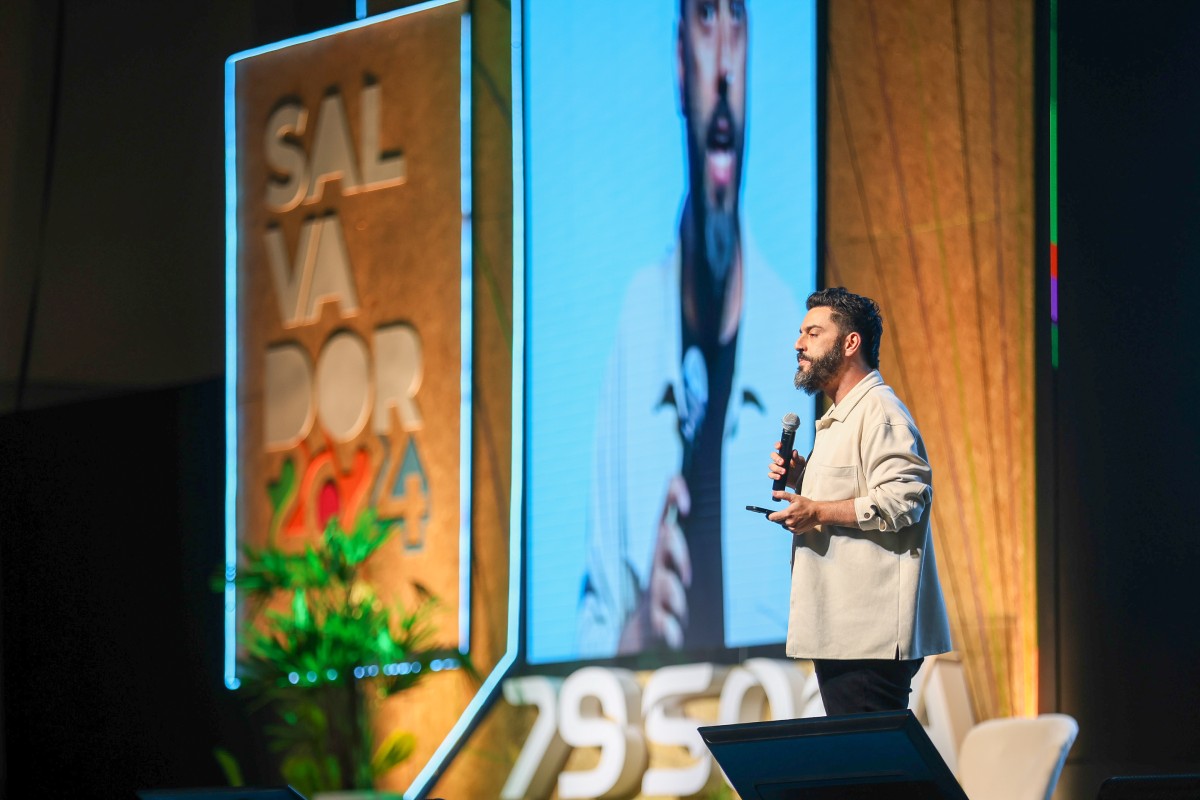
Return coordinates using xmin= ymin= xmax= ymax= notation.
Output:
xmin=0 ymin=0 xmax=357 ymax=412
xmin=3 ymin=0 xmax=1200 ymax=798
xmin=1046 ymin=0 xmax=1200 ymax=796
xmin=0 ymin=1 xmax=358 ymax=796
xmin=0 ymin=381 xmax=267 ymax=796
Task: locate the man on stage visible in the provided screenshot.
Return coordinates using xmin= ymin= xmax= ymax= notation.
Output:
xmin=768 ymin=287 xmax=952 ymax=715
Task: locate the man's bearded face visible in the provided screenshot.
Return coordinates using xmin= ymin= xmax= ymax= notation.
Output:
xmin=680 ymin=0 xmax=748 ymax=290
xmin=794 ymin=334 xmax=846 ymax=395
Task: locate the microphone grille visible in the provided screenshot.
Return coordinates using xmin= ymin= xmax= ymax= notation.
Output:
xmin=782 ymin=412 xmax=800 ymax=433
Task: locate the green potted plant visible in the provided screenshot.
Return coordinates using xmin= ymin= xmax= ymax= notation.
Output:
xmin=221 ymin=511 xmax=459 ymax=798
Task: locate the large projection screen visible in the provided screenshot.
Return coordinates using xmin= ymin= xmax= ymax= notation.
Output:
xmin=524 ymin=0 xmax=819 ymax=667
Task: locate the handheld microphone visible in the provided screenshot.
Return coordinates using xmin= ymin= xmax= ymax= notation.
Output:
xmin=773 ymin=412 xmax=800 ymax=492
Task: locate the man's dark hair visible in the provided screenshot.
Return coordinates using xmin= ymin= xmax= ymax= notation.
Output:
xmin=806 ymin=287 xmax=884 ymax=370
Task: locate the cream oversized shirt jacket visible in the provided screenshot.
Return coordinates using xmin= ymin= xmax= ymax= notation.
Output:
xmin=786 ymin=370 xmax=952 ymax=661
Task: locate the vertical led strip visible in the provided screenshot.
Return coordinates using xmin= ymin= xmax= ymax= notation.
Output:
xmin=223 ymin=51 xmax=240 ymax=691
xmin=1049 ymin=0 xmax=1059 ymax=368
xmin=457 ymin=9 xmax=474 ymax=663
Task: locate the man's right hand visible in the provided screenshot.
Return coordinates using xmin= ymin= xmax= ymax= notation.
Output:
xmin=768 ymin=442 xmax=805 ymax=491
xmin=648 ymin=475 xmax=692 ymax=648
xmin=621 ymin=475 xmax=692 ymax=651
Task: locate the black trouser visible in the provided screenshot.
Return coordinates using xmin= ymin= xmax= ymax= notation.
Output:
xmin=813 ymin=657 xmax=924 ymax=716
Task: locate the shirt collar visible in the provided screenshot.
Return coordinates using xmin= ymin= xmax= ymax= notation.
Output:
xmin=662 ymin=236 xmax=771 ymax=431
xmin=815 ymin=370 xmax=883 ymax=430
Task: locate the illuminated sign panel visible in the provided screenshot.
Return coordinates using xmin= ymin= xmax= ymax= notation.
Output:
xmin=226 ymin=1 xmax=474 ymax=793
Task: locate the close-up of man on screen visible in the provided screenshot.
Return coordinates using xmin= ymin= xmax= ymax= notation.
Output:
xmin=577 ymin=0 xmax=803 ymax=657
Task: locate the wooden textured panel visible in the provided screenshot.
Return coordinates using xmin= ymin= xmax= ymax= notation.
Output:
xmin=826 ymin=0 xmax=1035 ymax=719
xmin=432 ymin=0 xmax=1036 ymax=795
xmin=413 ymin=0 xmax=521 ymax=796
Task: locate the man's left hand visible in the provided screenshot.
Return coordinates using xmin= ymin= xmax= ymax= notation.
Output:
xmin=768 ymin=490 xmax=822 ymax=533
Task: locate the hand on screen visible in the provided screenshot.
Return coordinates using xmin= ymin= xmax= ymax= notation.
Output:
xmin=767 ymin=442 xmax=806 ymax=491
xmin=634 ymin=475 xmax=693 ymax=650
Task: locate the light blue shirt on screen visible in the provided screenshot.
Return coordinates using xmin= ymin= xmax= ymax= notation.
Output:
xmin=577 ymin=238 xmax=810 ymax=657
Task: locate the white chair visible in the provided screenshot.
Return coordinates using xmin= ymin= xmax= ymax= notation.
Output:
xmin=956 ymin=713 xmax=1078 ymax=800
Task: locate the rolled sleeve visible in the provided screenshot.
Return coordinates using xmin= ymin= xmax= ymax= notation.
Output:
xmin=856 ymin=421 xmax=932 ymax=533
xmin=854 ymin=495 xmax=886 ymax=530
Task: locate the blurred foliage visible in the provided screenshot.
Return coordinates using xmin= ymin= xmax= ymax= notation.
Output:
xmin=221 ymin=511 xmax=468 ymax=796
xmin=213 ymin=747 xmax=244 ymax=787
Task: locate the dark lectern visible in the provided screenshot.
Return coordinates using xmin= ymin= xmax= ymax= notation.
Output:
xmin=699 ymin=710 xmax=968 ymax=800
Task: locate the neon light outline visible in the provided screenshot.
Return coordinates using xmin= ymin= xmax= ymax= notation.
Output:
xmin=458 ymin=8 xmax=474 ymax=669
xmin=225 ymin=6 xmax=491 ymax=795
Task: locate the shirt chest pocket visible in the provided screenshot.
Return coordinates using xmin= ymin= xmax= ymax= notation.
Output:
xmin=801 ymin=464 xmax=858 ymax=501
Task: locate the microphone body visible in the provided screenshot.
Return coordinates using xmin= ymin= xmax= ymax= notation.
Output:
xmin=773 ymin=412 xmax=800 ymax=492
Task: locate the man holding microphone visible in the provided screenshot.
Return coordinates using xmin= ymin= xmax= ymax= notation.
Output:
xmin=768 ymin=287 xmax=952 ymax=715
